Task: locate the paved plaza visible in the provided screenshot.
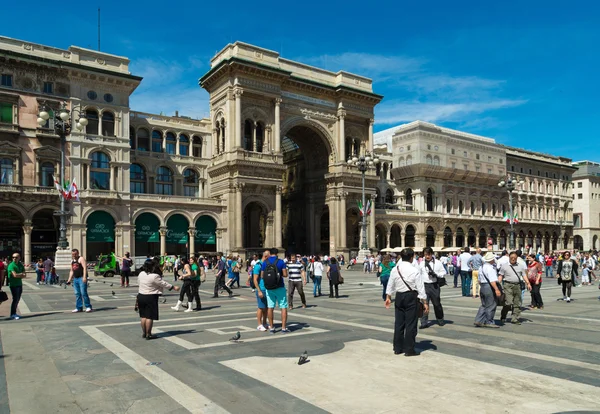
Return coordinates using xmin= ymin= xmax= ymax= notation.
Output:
xmin=0 ymin=269 xmax=599 ymax=414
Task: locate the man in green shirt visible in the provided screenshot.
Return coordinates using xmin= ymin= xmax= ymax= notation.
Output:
xmin=190 ymin=257 xmax=202 ymax=311
xmin=7 ymin=252 xmax=26 ymax=320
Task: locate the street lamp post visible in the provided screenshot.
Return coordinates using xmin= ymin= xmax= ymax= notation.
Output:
xmin=347 ymin=152 xmax=379 ymax=260
xmin=37 ymin=102 xmax=88 ymax=251
xmin=498 ymin=175 xmax=524 ymax=250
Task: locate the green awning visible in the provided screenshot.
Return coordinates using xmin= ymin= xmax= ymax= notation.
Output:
xmin=195 ymin=215 xmax=216 ymax=245
xmin=166 ymin=214 xmax=189 ymax=244
xmin=87 ymin=211 xmax=115 ymax=243
xmin=135 ymin=213 xmax=160 ymax=242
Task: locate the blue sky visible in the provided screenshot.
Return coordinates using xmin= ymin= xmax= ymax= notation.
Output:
xmin=4 ymin=0 xmax=598 ymax=161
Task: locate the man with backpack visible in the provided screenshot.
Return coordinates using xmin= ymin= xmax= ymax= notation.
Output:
xmin=261 ymin=248 xmax=289 ymax=334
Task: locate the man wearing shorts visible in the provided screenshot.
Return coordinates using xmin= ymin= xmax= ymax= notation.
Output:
xmin=253 ymin=250 xmax=269 ymax=331
xmin=261 ymin=248 xmax=289 ymax=334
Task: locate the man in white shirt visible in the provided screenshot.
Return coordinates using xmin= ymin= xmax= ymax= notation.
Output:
xmin=418 ymin=247 xmax=446 ymax=329
xmin=459 ymin=247 xmax=472 ymax=297
xmin=385 ymin=248 xmax=428 ymax=357
xmin=474 ymin=252 xmax=502 ymax=328
xmin=496 ymin=250 xmax=510 ymax=269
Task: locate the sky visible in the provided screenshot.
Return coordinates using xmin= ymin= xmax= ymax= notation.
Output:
xmin=3 ymin=0 xmax=599 ymax=161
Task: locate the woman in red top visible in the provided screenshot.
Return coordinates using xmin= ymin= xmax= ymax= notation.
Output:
xmin=527 ymin=254 xmax=544 ymax=309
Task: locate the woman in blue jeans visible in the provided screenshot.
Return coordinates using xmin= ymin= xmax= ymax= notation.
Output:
xmin=378 ymin=254 xmax=394 ymax=300
xmin=312 ymin=256 xmax=324 ymax=297
xmin=35 ymin=258 xmax=44 ymax=285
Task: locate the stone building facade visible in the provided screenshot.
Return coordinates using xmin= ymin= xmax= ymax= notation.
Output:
xmin=571 ymin=161 xmax=600 ymax=251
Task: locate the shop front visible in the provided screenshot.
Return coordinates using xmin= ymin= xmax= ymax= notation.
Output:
xmin=195 ymin=215 xmax=216 ymax=253
xmin=165 ymin=214 xmax=189 ymax=256
xmin=86 ymin=211 xmax=115 ymax=261
xmin=0 ymin=208 xmax=23 ymax=260
xmin=135 ymin=212 xmax=160 ymax=257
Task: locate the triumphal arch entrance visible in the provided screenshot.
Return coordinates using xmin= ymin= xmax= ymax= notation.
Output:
xmin=200 ymin=42 xmax=382 ymax=257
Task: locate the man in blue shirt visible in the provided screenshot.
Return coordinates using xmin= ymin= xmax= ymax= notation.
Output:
xmin=253 ymin=250 xmax=269 ymax=331
xmin=261 ymin=248 xmax=289 ymax=334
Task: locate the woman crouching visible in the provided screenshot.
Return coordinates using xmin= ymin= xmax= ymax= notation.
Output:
xmin=138 ymin=258 xmax=179 ymax=339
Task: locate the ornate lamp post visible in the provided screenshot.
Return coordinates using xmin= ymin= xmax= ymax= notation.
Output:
xmin=347 ymin=151 xmax=379 ymax=260
xmin=37 ymin=102 xmax=88 ymax=250
xmin=498 ymin=175 xmax=524 ymax=250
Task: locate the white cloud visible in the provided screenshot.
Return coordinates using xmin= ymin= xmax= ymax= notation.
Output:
xmin=301 ymin=52 xmax=425 ymax=77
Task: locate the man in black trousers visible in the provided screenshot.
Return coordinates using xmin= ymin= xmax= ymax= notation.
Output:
xmin=212 ymin=252 xmax=233 ymax=298
xmin=385 ymin=248 xmax=429 ymax=356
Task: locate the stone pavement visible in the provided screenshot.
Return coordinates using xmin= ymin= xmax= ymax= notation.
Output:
xmin=0 ymin=269 xmax=599 ymax=413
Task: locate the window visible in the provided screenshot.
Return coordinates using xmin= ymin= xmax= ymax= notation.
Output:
xmin=243 ymin=120 xmax=253 ymax=151
xmin=488 ymin=169 xmax=492 ymax=174
xmin=406 ymin=156 xmax=412 ymax=166
xmin=40 ymin=162 xmax=55 ymax=187
xmin=85 ymin=109 xmax=99 ymax=135
xmin=492 ymin=204 xmax=497 ymax=216
xmin=102 ymin=111 xmax=115 ymax=136
xmin=130 ymin=164 xmax=146 ymax=194
xmin=459 ymin=200 xmax=464 ymax=214
xmin=192 ymin=136 xmax=203 ymax=157
xmin=426 ymin=155 xmax=433 ymax=165
xmin=152 ymin=130 xmax=163 ymax=152
xmin=137 ymin=128 xmax=149 ymax=151
xmin=578 ymin=182 xmax=582 ymax=188
xmin=399 ymin=157 xmax=406 ymax=167
xmin=407 ymin=145 xmax=411 ymax=151
xmin=1 ymin=74 xmax=13 ymax=87
xmin=470 ymin=201 xmax=475 ymax=215
xmin=43 ymin=82 xmax=54 ymax=94
xmin=0 ymin=102 xmax=12 ymax=123
xmin=405 ymin=189 xmax=413 ymax=211
xmin=463 ymin=151 xmax=467 ymax=157
xmin=179 ymin=134 xmax=189 ymax=156
xmin=482 ymin=203 xmax=486 ymax=216
xmin=156 ymin=166 xmax=173 ymax=195
xmin=578 ymin=193 xmax=583 ymax=199
xmin=451 ymin=149 xmax=455 ymax=155
xmin=488 ymin=156 xmax=492 ymax=161
xmin=520 ymin=167 xmax=523 ymax=173
xmin=90 ymin=152 xmax=110 ymax=190
xmin=0 ymin=158 xmax=14 ymax=184
xmin=529 ymin=169 xmax=532 ymax=175
xmin=426 ymin=189 xmax=434 ymax=212
xmin=451 ymin=162 xmax=456 ymax=168
xmin=476 ymin=154 xmax=480 ymax=160
xmin=573 ymin=214 xmax=582 ymax=228
xmin=433 ymin=156 xmax=440 ymax=166
xmin=256 ymin=122 xmax=264 ymax=152
xmin=475 ymin=166 xmax=480 ymax=172
xmin=104 ymin=93 xmax=113 ymax=103
xmin=165 ymin=132 xmax=176 ymax=155
xmin=183 ymin=169 xmax=199 ymax=197
xmin=511 ymin=166 xmax=515 ymax=172
xmin=499 ymin=159 xmax=503 ymax=164
xmin=87 ymin=90 xmax=97 ymax=100
xmin=446 ymin=199 xmax=452 ymax=213
xmin=427 ymin=144 xmax=431 ymax=150
xmin=463 ymin=164 xmax=468 ymax=170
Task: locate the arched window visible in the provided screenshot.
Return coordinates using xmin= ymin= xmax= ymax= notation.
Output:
xmin=152 ymin=130 xmax=163 ymax=152
xmin=243 ymin=120 xmax=253 ymax=151
xmin=345 ymin=138 xmax=353 ymax=160
xmin=399 ymin=157 xmax=406 ymax=167
xmin=179 ymin=134 xmax=189 ymax=156
xmin=40 ymin=162 xmax=55 ymax=187
xmin=129 ymin=126 xmax=136 ymax=149
xmin=383 ymin=163 xmax=388 ymax=179
xmin=470 ymin=201 xmax=475 ymax=215
xmin=41 ymin=109 xmax=55 ymax=129
xmin=376 ymin=163 xmax=381 ymax=177
xmin=433 ymin=156 xmax=440 ymax=166
xmin=156 ymin=166 xmax=173 ymax=195
xmin=130 ymin=164 xmax=146 ymax=194
xmin=385 ymin=189 xmax=394 ymax=206
xmin=0 ymin=158 xmax=14 ymax=185
xmin=502 ymin=204 xmax=506 ymax=216
xmin=426 ymin=188 xmax=434 ymax=211
xmin=426 ymin=154 xmax=433 ymax=165
xmin=183 ymin=169 xmax=199 ymax=197
xmin=389 ymin=163 xmax=393 ymax=180
xmin=165 ymin=132 xmax=176 ymax=155
xmin=481 ymin=203 xmax=487 ymax=216
xmin=446 ymin=199 xmax=452 ymax=213
xmin=256 ymin=122 xmax=264 ymax=152
xmin=137 ymin=128 xmax=149 ymax=152
xmin=85 ymin=109 xmax=99 ymax=135
xmin=406 ymin=155 xmax=413 ymax=166
xmin=492 ymin=204 xmax=497 ymax=216
xmin=102 ymin=111 xmax=115 ymax=137
xmin=192 ymin=136 xmax=203 ymax=157
xmin=459 ymin=200 xmax=464 ymax=214
xmin=443 ymin=227 xmax=453 ymax=247
xmin=405 ymin=189 xmax=413 ymax=211
xmin=90 ymin=152 xmax=110 ymax=190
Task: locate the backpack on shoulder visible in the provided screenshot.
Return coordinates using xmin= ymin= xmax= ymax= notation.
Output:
xmin=263 ymin=259 xmax=281 ymax=290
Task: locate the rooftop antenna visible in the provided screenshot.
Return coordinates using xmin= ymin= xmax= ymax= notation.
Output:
xmin=98 ymin=8 xmax=101 ymax=51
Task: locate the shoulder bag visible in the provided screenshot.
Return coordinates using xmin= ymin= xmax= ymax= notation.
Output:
xmin=480 ymin=267 xmax=505 ymax=306
xmin=508 ymin=265 xmax=526 ymax=291
xmin=425 ymin=260 xmax=446 ymax=287
xmin=397 ymin=269 xmax=426 ymax=317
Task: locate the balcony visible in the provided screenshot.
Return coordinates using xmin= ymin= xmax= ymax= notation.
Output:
xmin=0 ymin=122 xmax=19 ymax=135
xmin=130 ymin=193 xmax=222 ymax=206
xmin=36 ymin=127 xmax=60 ymax=139
xmin=0 ymin=185 xmax=60 ymax=200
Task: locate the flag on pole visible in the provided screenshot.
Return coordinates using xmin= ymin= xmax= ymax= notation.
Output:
xmin=70 ymin=178 xmax=80 ymax=202
xmin=357 ymin=200 xmax=372 ymax=216
xmin=53 ymin=175 xmax=66 ymax=198
xmin=503 ymin=211 xmax=519 ymax=224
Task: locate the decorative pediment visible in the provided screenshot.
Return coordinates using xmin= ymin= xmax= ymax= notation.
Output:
xmin=0 ymin=141 xmax=22 ymax=156
xmin=33 ymin=145 xmax=61 ymax=161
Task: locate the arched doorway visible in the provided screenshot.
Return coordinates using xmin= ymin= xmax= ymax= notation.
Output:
xmin=0 ymin=208 xmax=24 ymax=259
xmin=467 ymin=228 xmax=476 ymax=247
xmin=552 ymin=232 xmax=558 ymax=251
xmin=500 ymin=230 xmax=507 ymax=249
xmin=456 ymin=227 xmax=465 ymax=248
xmin=346 ymin=209 xmax=360 ymax=250
xmin=135 ymin=213 xmax=160 ymax=257
xmin=535 ymin=231 xmax=542 ymax=251
xmin=489 ymin=228 xmax=497 ymax=247
xmin=375 ymin=224 xmax=387 ymax=251
xmin=563 ymin=233 xmax=569 ymax=250
xmin=281 ymin=124 xmax=331 ymax=254
xmin=443 ymin=227 xmax=453 ymax=247
xmin=426 ymin=226 xmax=435 ymax=247
xmin=478 ymin=228 xmax=487 ymax=248
xmin=544 ymin=232 xmax=550 ymax=253
xmin=527 ymin=231 xmax=534 ymax=250
xmin=196 ymin=216 xmax=217 ymax=254
xmin=86 ymin=211 xmax=115 ymax=260
xmin=573 ymin=235 xmax=584 ymax=251
xmin=31 ymin=209 xmax=58 ymax=261
xmin=390 ymin=224 xmax=401 ymax=248
xmin=518 ymin=231 xmax=525 ymax=249
xmin=165 ymin=214 xmax=189 ymax=256
xmin=405 ymin=225 xmax=416 ymax=247
xmin=244 ymin=202 xmax=267 ymax=250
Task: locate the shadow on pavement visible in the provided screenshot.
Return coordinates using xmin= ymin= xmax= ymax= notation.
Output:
xmin=417 ymin=340 xmax=438 ymax=352
xmin=157 ymin=329 xmax=196 ymax=338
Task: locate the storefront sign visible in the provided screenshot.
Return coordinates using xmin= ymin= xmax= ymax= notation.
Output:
xmin=87 ymin=211 xmax=115 ymax=243
xmin=135 ymin=213 xmax=159 ymax=242
xmin=166 ymin=215 xmax=188 ymax=244
xmin=195 ymin=216 xmax=216 ymax=245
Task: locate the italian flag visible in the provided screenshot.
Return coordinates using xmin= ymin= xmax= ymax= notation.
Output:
xmin=503 ymin=211 xmax=519 ymax=224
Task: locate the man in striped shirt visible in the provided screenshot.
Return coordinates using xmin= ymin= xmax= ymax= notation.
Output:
xmin=287 ymin=254 xmax=307 ymax=310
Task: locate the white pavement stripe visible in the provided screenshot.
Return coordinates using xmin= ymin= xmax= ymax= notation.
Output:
xmin=81 ymin=326 xmax=229 ymax=414
xmin=154 ymin=324 xmax=329 ymax=350
xmin=90 ymin=295 xmax=106 ymax=302
xmin=288 ymin=313 xmax=600 ymax=373
xmin=156 ymin=317 xmax=257 ymax=330
xmin=441 ymin=305 xmax=600 ymax=323
xmin=198 ymin=289 xmax=245 ymax=300
xmin=22 ymin=281 xmax=40 ymax=290
xmin=94 ymin=311 xmax=256 ymax=327
xmin=18 ymin=298 xmax=31 ymax=315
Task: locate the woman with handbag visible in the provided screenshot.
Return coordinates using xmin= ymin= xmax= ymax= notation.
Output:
xmin=171 ymin=257 xmax=194 ymax=312
xmin=557 ymin=251 xmax=578 ymax=302
xmin=137 ymin=258 xmax=179 ymax=339
xmin=384 ymin=248 xmax=428 ymax=356
xmin=526 ymin=254 xmax=544 ymax=309
xmin=327 ymin=257 xmax=342 ymax=298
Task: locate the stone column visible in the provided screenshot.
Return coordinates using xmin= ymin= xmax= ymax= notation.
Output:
xmin=109 ymin=164 xmax=115 ymax=191
xmin=275 ymin=185 xmax=282 ymax=248
xmin=274 ymin=98 xmax=282 ymax=153
xmin=339 ymin=192 xmax=347 ymax=249
xmin=235 ymin=89 xmax=243 ymax=149
xmin=369 ymin=195 xmax=376 ymax=250
xmin=176 ymin=136 xmax=180 ymax=155
xmin=386 ymin=230 xmax=391 ymax=248
xmin=188 ymin=228 xmax=196 ymax=256
xmin=213 ymin=128 xmax=219 ymax=154
xmin=23 ymin=220 xmax=33 ymax=265
xmin=159 ymin=226 xmax=167 ymax=256
xmin=34 ymin=160 xmax=40 ymax=186
xmin=367 ymin=118 xmax=374 ymax=152
xmin=338 ymin=106 xmax=346 ymax=162
xmin=216 ymin=229 xmax=223 ymax=253
xmin=235 ymin=183 xmax=244 ymax=249
xmin=81 ymin=230 xmax=87 ymax=260
xmin=252 ymin=122 xmax=257 ymax=152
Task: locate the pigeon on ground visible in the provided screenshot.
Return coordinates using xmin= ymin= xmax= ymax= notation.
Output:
xmin=229 ymin=331 xmax=241 ymax=341
xmin=161 ymin=298 xmax=167 ymax=303
xmin=110 ymin=283 xmax=113 ymax=287
xmin=298 ymin=351 xmax=308 ymax=365
xmin=358 ymin=283 xmax=363 ymax=286
xmin=111 ymin=291 xmax=116 ymax=296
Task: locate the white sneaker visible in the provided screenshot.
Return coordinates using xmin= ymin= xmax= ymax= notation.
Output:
xmin=36 ymin=282 xmax=40 ymax=285
xmin=257 ymin=325 xmax=267 ymax=332
xmin=72 ymin=309 xmax=81 ymax=313
xmin=85 ymin=308 xmax=92 ymax=313
xmin=251 ymin=289 xmax=256 ymax=293
xmin=10 ymin=315 xmax=20 ymax=320
xmin=566 ymin=297 xmax=571 ymax=303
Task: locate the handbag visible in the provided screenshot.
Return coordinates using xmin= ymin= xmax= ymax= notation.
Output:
xmin=397 ymin=270 xmax=426 ymax=317
xmin=338 ymin=275 xmax=344 ymax=284
xmin=508 ymin=265 xmax=526 ymax=291
xmin=481 ymin=267 xmax=505 ymax=306
xmin=0 ymin=291 xmax=8 ymax=303
xmin=200 ymin=268 xmax=206 ymax=283
xmin=425 ymin=260 xmax=446 ymax=287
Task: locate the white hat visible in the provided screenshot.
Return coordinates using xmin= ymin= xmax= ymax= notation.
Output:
xmin=483 ymin=252 xmax=495 ymax=262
